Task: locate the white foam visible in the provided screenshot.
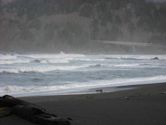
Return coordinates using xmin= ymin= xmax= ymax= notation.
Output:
xmin=1 ymin=53 xmax=166 ymax=96
xmin=84 ymin=63 xmax=162 ymax=70
xmin=102 ymin=55 xmax=166 ymax=60
xmin=0 ymin=64 xmax=89 ymax=73
xmin=0 ymin=54 xmax=17 ymax=60
xmin=1 ymin=54 xmax=166 ymax=66
xmin=0 ymin=59 xmax=31 ymax=65
xmin=113 ymin=64 xmax=140 ymax=67
xmin=26 ymin=53 xmax=85 ymax=59
xmin=0 ymin=53 xmax=86 ymax=65
xmin=1 ymin=75 xmax=166 ymax=97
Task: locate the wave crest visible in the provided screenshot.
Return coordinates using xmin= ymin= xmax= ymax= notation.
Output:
xmin=1 ymin=75 xmax=166 ymax=96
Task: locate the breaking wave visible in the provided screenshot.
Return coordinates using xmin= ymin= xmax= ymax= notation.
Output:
xmin=0 ymin=65 xmax=89 ymax=74
xmin=1 ymin=53 xmax=166 ymax=96
xmin=0 ymin=53 xmax=166 ymax=65
xmin=1 ymin=75 xmax=166 ymax=97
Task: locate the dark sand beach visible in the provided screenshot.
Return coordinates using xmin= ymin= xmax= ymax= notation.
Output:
xmin=0 ymin=83 xmax=166 ymax=125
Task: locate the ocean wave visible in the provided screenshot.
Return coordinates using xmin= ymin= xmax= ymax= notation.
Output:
xmin=86 ymin=64 xmax=103 ymax=68
xmin=0 ymin=58 xmax=71 ymax=65
xmin=84 ymin=63 xmax=160 ymax=69
xmin=82 ymin=63 xmax=141 ymax=69
xmin=103 ymin=55 xmax=166 ymax=60
xmin=0 ymin=62 xmax=162 ymax=74
xmin=1 ymin=53 xmax=166 ymax=61
xmin=1 ymin=75 xmax=166 ymax=96
xmin=0 ymin=54 xmax=18 ymax=60
xmin=0 ymin=64 xmax=90 ymax=74
xmin=0 ymin=53 xmax=86 ymax=65
xmin=1 ymin=54 xmax=166 ymax=66
xmin=113 ymin=64 xmax=141 ymax=67
xmin=0 ymin=59 xmax=31 ymax=65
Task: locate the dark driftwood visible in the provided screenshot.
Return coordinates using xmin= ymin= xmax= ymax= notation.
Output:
xmin=0 ymin=95 xmax=71 ymax=125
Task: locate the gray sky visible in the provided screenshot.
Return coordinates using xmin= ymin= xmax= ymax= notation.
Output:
xmin=146 ymin=0 xmax=166 ymax=2
xmin=1 ymin=0 xmax=16 ymax=4
xmin=1 ymin=0 xmax=166 ymax=3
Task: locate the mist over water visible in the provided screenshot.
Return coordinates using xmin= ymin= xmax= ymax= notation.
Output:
xmin=0 ymin=0 xmax=166 ymax=96
xmin=0 ymin=0 xmax=166 ymax=54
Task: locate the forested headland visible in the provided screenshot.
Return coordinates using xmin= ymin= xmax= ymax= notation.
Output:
xmin=0 ymin=0 xmax=166 ymax=53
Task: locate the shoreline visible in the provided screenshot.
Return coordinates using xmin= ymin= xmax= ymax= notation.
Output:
xmin=0 ymin=82 xmax=166 ymax=125
xmin=20 ymin=82 xmax=166 ymax=100
xmin=6 ymin=81 xmax=166 ymax=98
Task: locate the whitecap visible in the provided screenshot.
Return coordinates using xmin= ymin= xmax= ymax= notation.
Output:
xmin=1 ymin=75 xmax=166 ymax=97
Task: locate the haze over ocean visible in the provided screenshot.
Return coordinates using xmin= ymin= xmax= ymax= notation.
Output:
xmin=0 ymin=0 xmax=166 ymax=96
xmin=0 ymin=0 xmax=166 ymax=54
xmin=0 ymin=1 xmax=166 ymax=125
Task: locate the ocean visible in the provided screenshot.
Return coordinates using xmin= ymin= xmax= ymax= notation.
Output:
xmin=1 ymin=53 xmax=166 ymax=97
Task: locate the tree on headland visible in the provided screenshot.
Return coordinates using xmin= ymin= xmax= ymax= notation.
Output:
xmin=0 ymin=0 xmax=166 ymax=53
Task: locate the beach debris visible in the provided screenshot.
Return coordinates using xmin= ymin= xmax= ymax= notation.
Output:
xmin=0 ymin=106 xmax=12 ymax=118
xmin=0 ymin=95 xmax=71 ymax=125
xmin=96 ymin=89 xmax=103 ymax=93
xmin=0 ymin=97 xmax=12 ymax=118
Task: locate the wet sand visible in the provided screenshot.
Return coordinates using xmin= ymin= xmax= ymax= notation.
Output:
xmin=0 ymin=83 xmax=166 ymax=125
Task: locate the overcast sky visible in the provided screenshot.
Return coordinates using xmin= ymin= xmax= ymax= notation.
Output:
xmin=1 ymin=0 xmax=166 ymax=4
xmin=151 ymin=0 xmax=166 ymax=2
